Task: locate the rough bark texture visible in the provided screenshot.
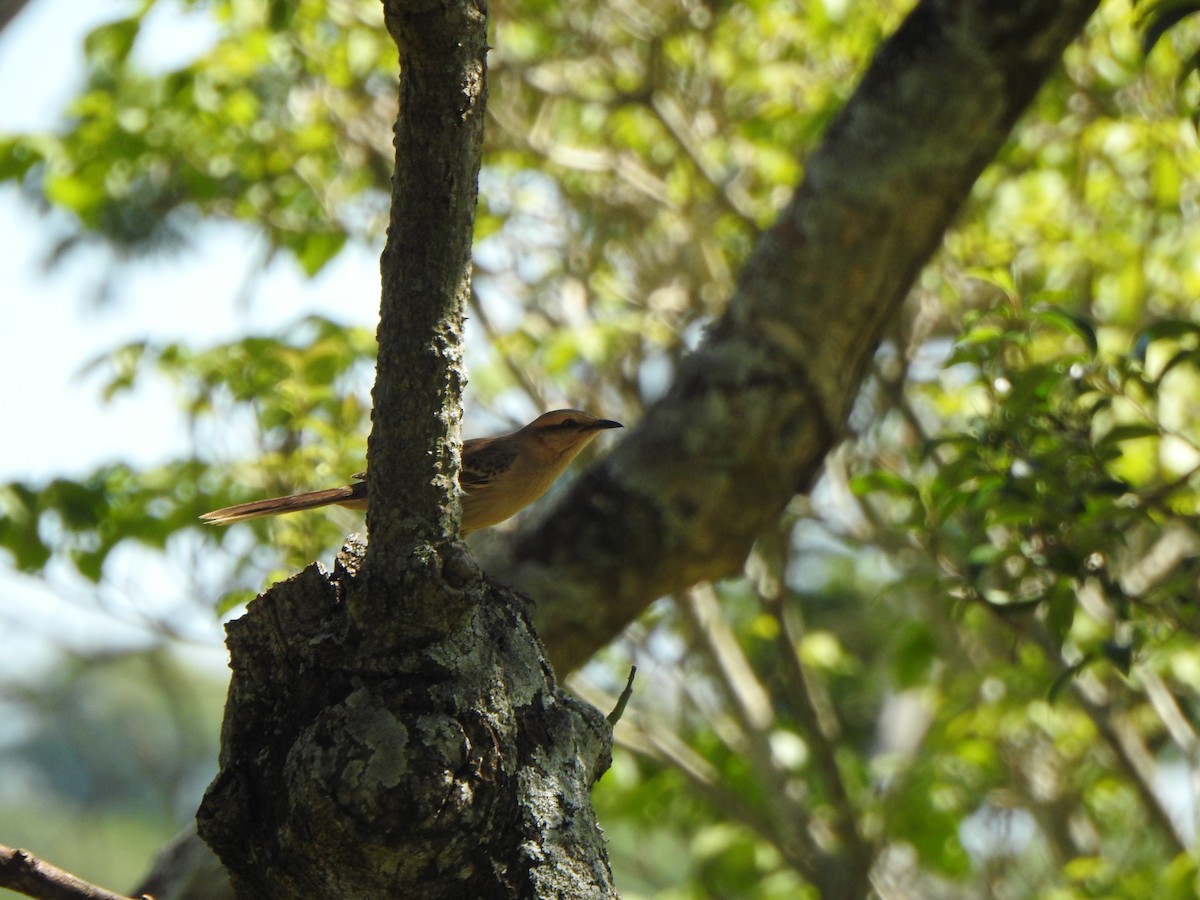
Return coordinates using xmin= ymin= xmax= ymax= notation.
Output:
xmin=196 ymin=539 xmax=615 ymax=898
xmin=479 ymin=0 xmax=1101 ymax=675
xmin=362 ymin=0 xmax=483 ymax=604
xmin=197 ymin=1 xmax=617 ymax=897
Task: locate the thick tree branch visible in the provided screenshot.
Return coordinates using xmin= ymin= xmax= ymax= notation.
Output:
xmin=482 ymin=0 xmax=1101 ymax=674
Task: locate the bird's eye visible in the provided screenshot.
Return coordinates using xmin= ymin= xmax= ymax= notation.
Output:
xmin=558 ymin=418 xmax=578 ymax=429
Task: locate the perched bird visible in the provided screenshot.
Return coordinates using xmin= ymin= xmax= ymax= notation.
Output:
xmin=200 ymin=409 xmax=622 ymax=535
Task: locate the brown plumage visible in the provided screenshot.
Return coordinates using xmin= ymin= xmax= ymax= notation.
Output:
xmin=200 ymin=409 xmax=622 ymax=535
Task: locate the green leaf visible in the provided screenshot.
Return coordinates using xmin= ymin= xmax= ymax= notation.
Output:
xmin=1156 ymin=346 xmax=1200 ymax=382
xmin=1139 ymin=1 xmax=1200 ymax=55
xmin=0 ymin=484 xmax=52 ymax=573
xmin=1048 ymin=656 xmax=1093 ymax=702
xmin=268 ymin=0 xmax=296 ymax=31
xmin=285 ymin=228 xmax=349 ymax=277
xmin=1102 ymin=640 xmax=1133 ymax=676
xmin=1044 ymin=585 xmax=1076 ymax=648
xmin=848 ymin=470 xmax=920 ymax=500
xmin=43 ymin=479 xmax=107 ymax=530
xmin=1133 ymin=318 xmax=1200 ymax=362
xmin=891 ymin=623 xmax=937 ymax=688
xmin=967 ymin=543 xmax=1006 ymax=566
xmin=217 ymin=588 xmax=258 ymax=616
xmin=83 ymin=17 xmax=142 ymax=67
xmin=0 ymin=137 xmax=46 ymax=182
xmin=1096 ymin=423 xmax=1160 ymax=449
xmin=1034 ymin=304 xmax=1098 ymax=356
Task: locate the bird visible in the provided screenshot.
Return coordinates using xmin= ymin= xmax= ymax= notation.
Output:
xmin=200 ymin=409 xmax=623 ymax=535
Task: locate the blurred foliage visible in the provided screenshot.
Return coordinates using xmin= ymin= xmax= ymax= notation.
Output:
xmin=3 ymin=0 xmax=1200 ymax=896
xmin=0 ymin=648 xmax=224 ymax=898
xmin=1140 ymin=0 xmax=1200 ymax=103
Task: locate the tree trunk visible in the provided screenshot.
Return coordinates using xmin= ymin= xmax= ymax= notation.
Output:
xmin=197 ymin=0 xmax=618 ymax=896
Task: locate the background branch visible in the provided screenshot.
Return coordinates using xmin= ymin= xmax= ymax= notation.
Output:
xmin=482 ymin=0 xmax=1102 ymax=675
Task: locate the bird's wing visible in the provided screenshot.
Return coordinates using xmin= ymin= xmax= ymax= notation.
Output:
xmin=348 ymin=436 xmax=516 ymax=494
xmin=349 ymin=443 xmax=516 ymax=492
xmin=461 ymin=440 xmax=517 ymax=491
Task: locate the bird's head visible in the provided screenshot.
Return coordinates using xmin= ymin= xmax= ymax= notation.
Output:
xmin=523 ymin=409 xmax=623 ymax=458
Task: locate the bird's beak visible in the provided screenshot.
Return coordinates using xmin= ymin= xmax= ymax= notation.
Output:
xmin=592 ymin=419 xmax=623 ymax=431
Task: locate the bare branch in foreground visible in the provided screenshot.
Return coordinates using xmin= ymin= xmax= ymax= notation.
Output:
xmin=607 ymin=665 xmax=637 ymax=725
xmin=0 ymin=844 xmax=145 ymax=900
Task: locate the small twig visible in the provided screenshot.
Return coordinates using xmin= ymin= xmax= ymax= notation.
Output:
xmin=466 ymin=288 xmax=548 ymax=409
xmin=607 ymin=665 xmax=637 ymax=725
xmin=607 ymin=703 xmax=826 ymax=876
xmin=486 ymin=101 xmax=674 ymax=208
xmin=1024 ymin=623 xmax=1193 ymax=856
xmin=646 ymin=93 xmax=758 ymax=230
xmin=766 ymin=598 xmax=874 ymax=878
xmin=0 ymin=844 xmax=146 ymax=900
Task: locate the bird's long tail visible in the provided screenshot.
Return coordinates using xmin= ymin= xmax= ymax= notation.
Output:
xmin=200 ymin=483 xmax=367 ymax=525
